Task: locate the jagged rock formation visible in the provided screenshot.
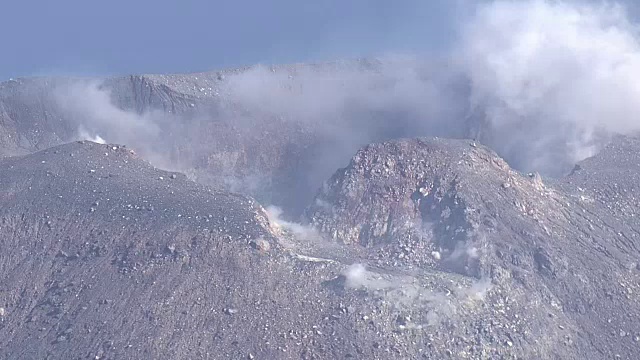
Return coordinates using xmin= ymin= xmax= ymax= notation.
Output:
xmin=305 ymin=136 xmax=640 ymax=359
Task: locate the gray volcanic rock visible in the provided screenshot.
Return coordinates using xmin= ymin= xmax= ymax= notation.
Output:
xmin=3 ymin=64 xmax=640 ymax=359
xmin=559 ymin=135 xmax=640 ymax=228
xmin=0 ymin=141 xmax=447 ymax=360
xmin=0 ymin=77 xmax=75 ymax=155
xmin=1 ymin=136 xmax=640 ymax=359
xmin=305 ymin=136 xmax=640 ymax=359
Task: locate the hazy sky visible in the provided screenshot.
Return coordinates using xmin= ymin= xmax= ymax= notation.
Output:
xmin=0 ymin=0 xmax=456 ymax=80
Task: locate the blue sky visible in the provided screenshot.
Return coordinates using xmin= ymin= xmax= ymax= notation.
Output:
xmin=0 ymin=0 xmax=456 ymax=80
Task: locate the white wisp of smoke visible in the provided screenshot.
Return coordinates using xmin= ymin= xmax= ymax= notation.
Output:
xmin=78 ymin=126 xmax=106 ymax=144
xmin=54 ymin=80 xmax=162 ymax=152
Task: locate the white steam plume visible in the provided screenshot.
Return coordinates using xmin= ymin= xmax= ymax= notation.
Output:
xmin=53 ymin=80 xmax=190 ymax=171
xmin=461 ymin=0 xmax=640 ymax=174
xmin=78 ymin=126 xmax=106 ymax=144
xmin=46 ymin=0 xmax=640 ymax=215
xmin=265 ymin=205 xmax=323 ymax=241
xmin=55 ymin=81 xmax=161 ymax=145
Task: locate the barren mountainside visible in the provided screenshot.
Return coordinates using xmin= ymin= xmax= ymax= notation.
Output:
xmin=1 ymin=68 xmax=640 ymax=360
xmin=0 ymin=60 xmax=469 ymax=216
xmin=305 ymin=136 xmax=640 ymax=358
xmin=0 ymin=141 xmax=430 ymax=359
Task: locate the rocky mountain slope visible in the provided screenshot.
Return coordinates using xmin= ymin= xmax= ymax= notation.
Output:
xmin=1 ymin=137 xmax=640 ymax=359
xmin=0 ymin=141 xmax=439 ymax=359
xmin=1 ymin=66 xmax=640 ymax=359
xmin=304 ymin=136 xmax=640 ymax=359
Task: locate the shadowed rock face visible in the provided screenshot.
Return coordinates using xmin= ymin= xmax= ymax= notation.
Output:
xmin=305 ymin=136 xmax=640 ymax=359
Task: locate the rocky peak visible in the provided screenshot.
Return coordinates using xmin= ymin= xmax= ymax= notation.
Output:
xmin=305 ymin=137 xmax=560 ymax=272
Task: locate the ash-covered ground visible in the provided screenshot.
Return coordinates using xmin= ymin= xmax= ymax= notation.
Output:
xmin=3 ymin=9 xmax=640 ymax=355
xmin=1 ymin=132 xmax=640 ymax=359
